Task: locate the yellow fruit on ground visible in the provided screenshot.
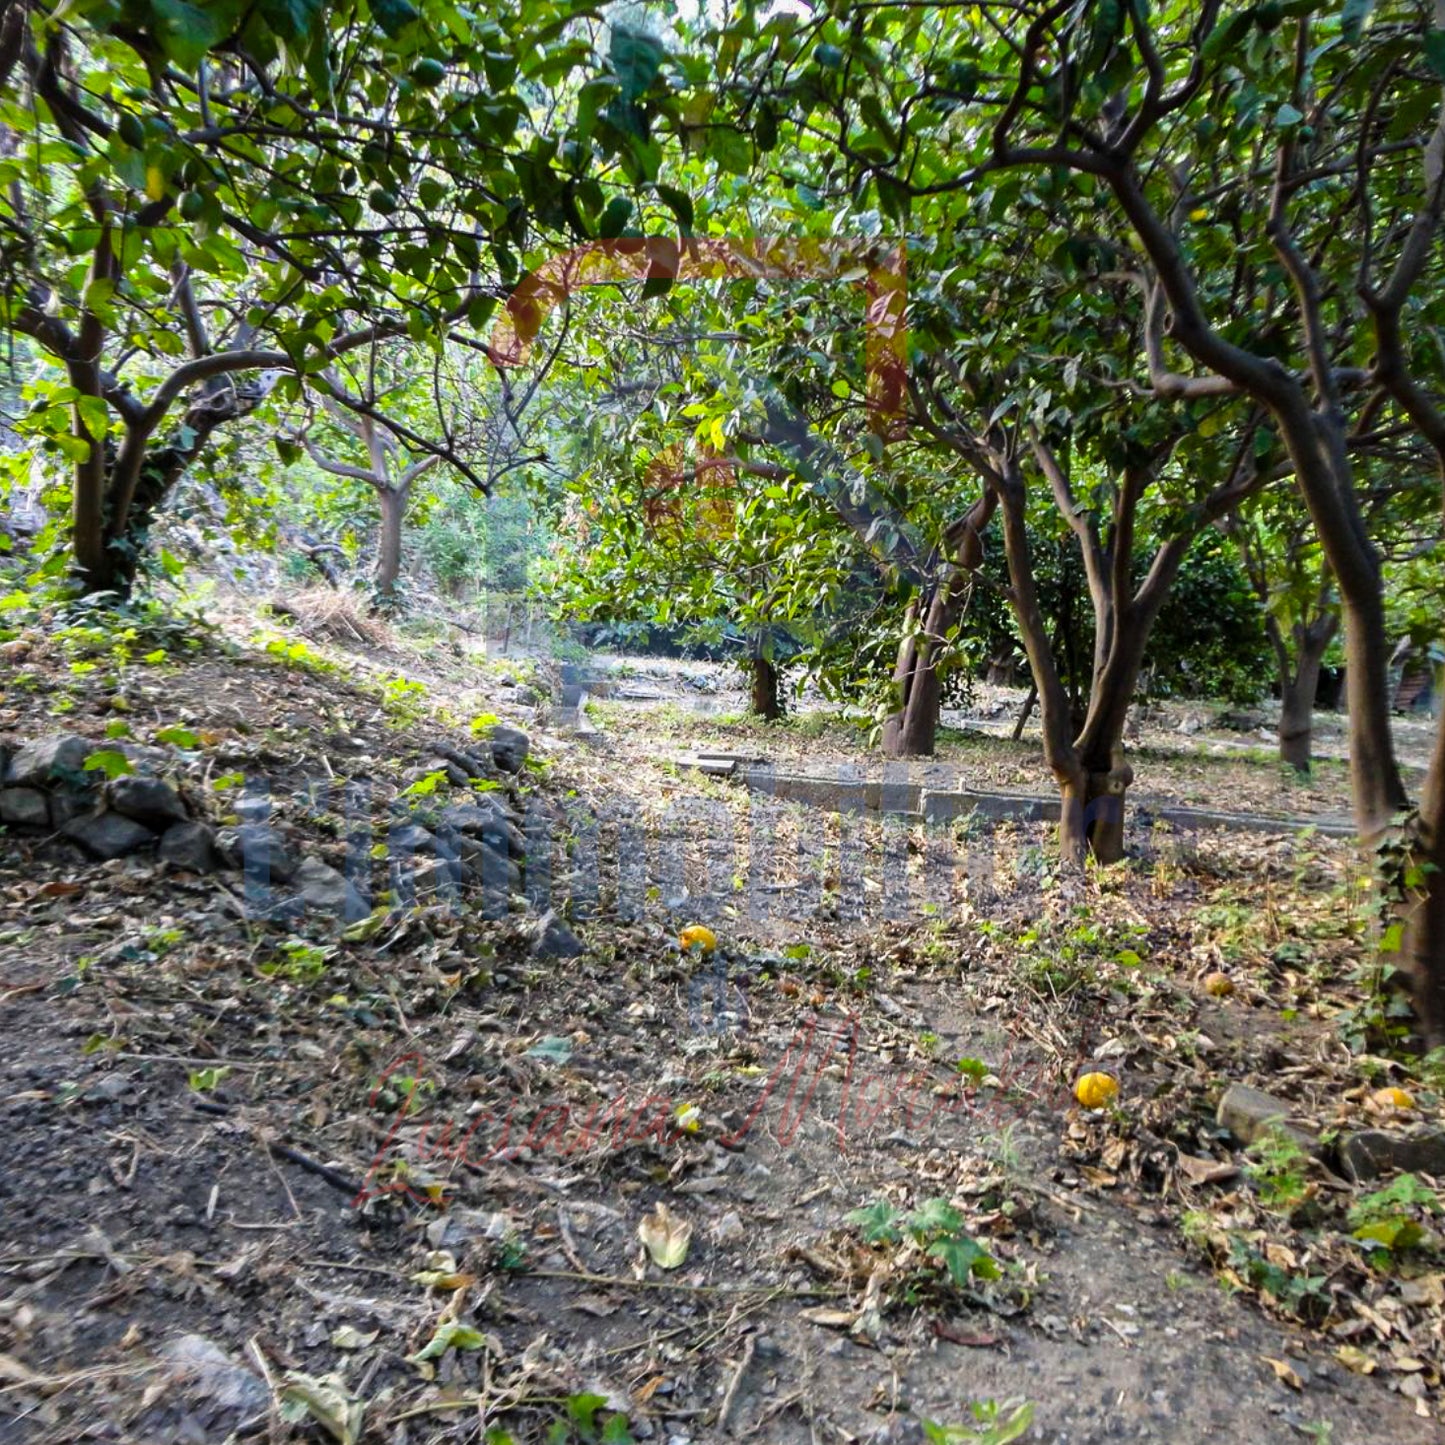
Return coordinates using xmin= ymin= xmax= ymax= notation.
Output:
xmin=1372 ymin=1086 xmax=1414 ymax=1111
xmin=679 ymin=924 xmax=716 ymax=954
xmin=1203 ymin=971 xmax=1235 ymax=997
xmin=1075 ymin=1072 xmax=1119 ymax=1110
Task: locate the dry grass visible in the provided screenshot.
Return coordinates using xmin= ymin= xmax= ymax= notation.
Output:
xmin=268 ymin=586 xmax=393 ymax=646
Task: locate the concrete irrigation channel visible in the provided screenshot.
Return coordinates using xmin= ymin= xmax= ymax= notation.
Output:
xmin=671 ymin=751 xmax=1357 ymax=843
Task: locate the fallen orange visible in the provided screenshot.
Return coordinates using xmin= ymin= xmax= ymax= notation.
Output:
xmin=1372 ymin=1086 xmax=1414 ymax=1112
xmin=679 ymin=924 xmax=717 ymax=954
xmin=1075 ymin=1072 xmax=1119 ymax=1110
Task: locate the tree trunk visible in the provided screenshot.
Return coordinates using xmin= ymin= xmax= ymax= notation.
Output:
xmin=749 ymin=655 xmax=783 ymax=720
xmin=1278 ymin=616 xmax=1335 ymax=773
xmin=1273 ymin=420 xmax=1408 ymax=836
xmin=882 ymin=600 xmax=947 ymax=756
xmin=1059 ymin=761 xmax=1133 ymax=868
xmin=375 ymin=484 xmax=407 ymax=604
xmin=1403 ymin=710 xmax=1445 ymax=1046
xmin=74 ymin=374 xmax=270 ymax=599
xmin=883 ymin=492 xmax=995 ymax=758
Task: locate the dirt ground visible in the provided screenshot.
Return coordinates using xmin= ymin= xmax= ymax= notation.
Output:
xmin=1 ymin=605 xmax=1442 ymax=1444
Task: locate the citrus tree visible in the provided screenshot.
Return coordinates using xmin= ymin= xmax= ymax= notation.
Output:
xmin=686 ymin=0 xmax=1445 ymax=1036
xmin=0 ymin=0 xmax=687 ymax=594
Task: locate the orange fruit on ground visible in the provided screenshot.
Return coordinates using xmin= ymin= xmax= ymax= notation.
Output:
xmin=1203 ymin=972 xmax=1235 ymax=997
xmin=1372 ymin=1086 xmax=1414 ymax=1112
xmin=678 ymin=924 xmax=717 ymax=954
xmin=1075 ymin=1072 xmax=1120 ymax=1110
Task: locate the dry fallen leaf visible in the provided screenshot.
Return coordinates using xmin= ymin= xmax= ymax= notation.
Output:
xmin=798 ymin=1308 xmax=857 ymax=1329
xmin=1261 ymin=1356 xmax=1304 ymax=1391
xmin=1335 ymin=1345 xmax=1376 ymax=1375
xmin=277 ymin=1369 xmax=365 ymax=1445
xmin=637 ymin=1202 xmax=692 ymax=1270
xmin=1400 ymin=1274 xmax=1444 ymax=1308
xmin=329 ymin=1325 xmax=379 ymax=1351
xmin=1175 ymin=1154 xmax=1239 ymax=1186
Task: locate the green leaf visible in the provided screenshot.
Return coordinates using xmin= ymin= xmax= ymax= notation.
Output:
xmin=709 ymin=128 xmax=752 ymax=176
xmin=931 ymin=1235 xmax=999 ymax=1284
xmin=1201 ymin=11 xmax=1252 ymax=60
xmin=910 ymin=1198 xmax=965 ymax=1236
xmin=566 ymin=1394 xmax=607 ymax=1431
xmin=155 ymin=725 xmax=201 ymax=749
xmin=610 ymin=27 xmax=664 ymax=101
xmin=371 ymin=0 xmax=419 ymax=38
xmin=526 ymin=1035 xmax=574 ymax=1065
xmin=598 ymin=195 xmax=633 ymax=239
xmin=83 ymin=749 xmax=135 ymax=780
xmin=401 ymin=770 xmax=450 ymax=797
xmin=654 ymin=183 xmax=694 ymax=233
xmin=407 ymin=1319 xmax=489 ymax=1363
xmin=1342 ymin=0 xmax=1374 ymax=43
xmin=1425 ymin=28 xmax=1445 ymax=80
xmin=1352 ymin=1217 xmax=1423 ymax=1251
xmin=257 ymin=0 xmax=324 ymax=45
xmin=149 ymin=0 xmax=238 ymax=69
xmin=847 ymin=1199 xmax=900 ymax=1243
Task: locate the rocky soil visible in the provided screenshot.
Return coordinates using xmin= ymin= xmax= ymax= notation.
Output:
xmin=1 ymin=611 xmax=1442 ymax=1445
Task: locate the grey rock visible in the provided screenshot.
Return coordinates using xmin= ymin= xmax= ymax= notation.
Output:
xmin=157 ymin=1333 xmax=269 ymax=1422
xmin=83 ymin=1073 xmax=134 ymax=1104
xmin=513 ymin=685 xmax=539 ymax=706
xmin=454 ymin=831 xmax=521 ymax=889
xmin=386 ymin=822 xmax=437 ymax=856
xmin=46 ymin=791 xmax=91 ymax=826
xmin=862 ymin=1420 xmax=927 ymax=1445
xmin=489 ymin=724 xmax=530 ymax=773
xmin=530 ymin=908 xmax=584 ymax=958
xmin=0 ymin=786 xmax=50 ymax=828
xmin=294 ymin=856 xmax=365 ymax=916
xmin=1339 ymin=1127 xmax=1445 ymax=1182
xmin=159 ymin=821 xmax=219 ymax=873
xmin=116 ymin=742 xmax=170 ymax=776
xmin=9 ymin=733 xmax=90 ymax=786
xmin=62 ymin=811 xmax=156 ymax=860
xmin=440 ymin=800 xmax=525 ymax=854
xmin=432 ymin=741 xmax=494 ymax=779
xmin=215 ymin=824 xmax=297 ymax=882
xmin=1217 ymin=708 xmax=1267 ymax=732
xmin=714 ymin=1211 xmax=747 ymax=1245
xmin=1217 ymin=1083 xmax=1318 ymax=1153
xmin=408 ymin=756 xmax=472 ymax=788
xmin=109 ymin=774 xmax=188 ymax=828
xmin=411 ymin=857 xmax=464 ymax=900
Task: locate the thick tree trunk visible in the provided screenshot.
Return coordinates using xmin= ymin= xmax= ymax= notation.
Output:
xmin=882 ymin=599 xmax=947 ymax=757
xmin=1278 ymin=674 xmax=1317 ymax=774
xmin=74 ymin=374 xmax=267 ymax=599
xmin=1278 ymin=617 xmax=1335 ymax=773
xmin=1275 ymin=421 xmax=1408 ymax=835
xmin=1059 ymin=761 xmax=1134 ymax=868
xmin=749 ymin=655 xmax=784 ymax=720
xmin=375 ymin=484 xmax=407 ymax=603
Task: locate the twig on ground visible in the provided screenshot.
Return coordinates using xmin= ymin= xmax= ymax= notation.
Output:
xmin=717 ymin=1332 xmax=757 ymax=1434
